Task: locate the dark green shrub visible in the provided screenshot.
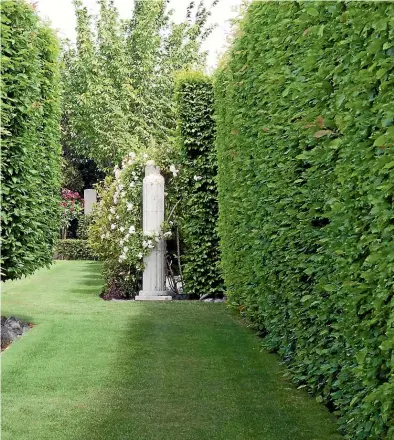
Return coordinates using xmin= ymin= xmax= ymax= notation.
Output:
xmin=175 ymin=72 xmax=224 ymax=298
xmin=77 ymin=215 xmax=92 ymax=240
xmin=1 ymin=0 xmax=61 ymax=280
xmin=214 ymin=2 xmax=394 ymax=439
xmin=61 ymin=158 xmax=84 ymax=194
xmin=56 ymin=239 xmax=96 ymax=260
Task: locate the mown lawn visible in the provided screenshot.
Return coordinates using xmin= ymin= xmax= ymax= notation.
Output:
xmin=2 ymin=261 xmax=342 ymax=440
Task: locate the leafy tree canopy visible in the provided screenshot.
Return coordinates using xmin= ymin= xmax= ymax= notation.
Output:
xmin=62 ymin=0 xmax=218 ymax=172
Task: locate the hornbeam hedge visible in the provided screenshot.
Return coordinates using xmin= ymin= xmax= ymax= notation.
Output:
xmin=175 ymin=72 xmax=224 ymax=298
xmin=1 ymin=0 xmax=61 ymax=279
xmin=214 ymin=2 xmax=394 ymax=439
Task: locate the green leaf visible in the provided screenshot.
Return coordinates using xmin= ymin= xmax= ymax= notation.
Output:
xmin=373 ymin=135 xmax=387 ymax=147
xmin=307 ymin=8 xmax=319 ymax=17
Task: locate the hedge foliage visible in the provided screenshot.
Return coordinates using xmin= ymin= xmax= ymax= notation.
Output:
xmin=215 ymin=2 xmax=394 ymax=439
xmin=56 ymin=239 xmax=96 ymax=261
xmin=77 ymin=214 xmax=92 ymax=240
xmin=175 ymin=72 xmax=224 ymax=298
xmin=1 ymin=0 xmax=61 ymax=279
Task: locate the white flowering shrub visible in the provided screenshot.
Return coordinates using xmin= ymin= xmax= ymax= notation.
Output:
xmin=89 ymin=145 xmax=180 ymax=298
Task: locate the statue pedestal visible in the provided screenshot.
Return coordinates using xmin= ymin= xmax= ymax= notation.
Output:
xmin=136 ymin=163 xmax=172 ymax=301
xmin=135 ymin=293 xmax=172 ymax=301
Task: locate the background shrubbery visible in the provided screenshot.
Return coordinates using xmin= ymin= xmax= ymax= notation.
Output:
xmin=1 ymin=0 xmax=61 ymax=280
xmin=175 ymin=72 xmax=224 ymax=298
xmin=215 ymin=2 xmax=394 ymax=439
xmin=56 ymin=239 xmax=95 ymax=260
xmin=77 ymin=214 xmax=92 ymax=240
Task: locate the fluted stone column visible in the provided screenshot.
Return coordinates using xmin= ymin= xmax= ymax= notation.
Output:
xmin=135 ymin=163 xmax=172 ymax=301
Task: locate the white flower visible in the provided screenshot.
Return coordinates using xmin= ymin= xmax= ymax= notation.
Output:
xmin=164 ymin=231 xmax=172 ymax=239
xmin=110 ymin=207 xmax=116 ymax=214
xmin=111 ymin=223 xmax=116 ymax=230
xmin=119 ymin=254 xmax=126 ymax=263
xmin=108 ymin=214 xmax=112 ymax=221
xmin=129 ymin=182 xmax=135 ymax=188
xmin=169 ymin=221 xmax=174 ymax=226
xmin=143 ymin=153 xmax=149 ymax=159
xmin=129 ymin=225 xmax=136 ymax=234
xmin=194 ymin=175 xmax=202 ymax=181
xmin=123 ymin=246 xmax=128 ymax=253
xmin=120 ymin=226 xmax=125 ymax=233
xmin=115 ymin=169 xmax=121 ymax=179
xmin=113 ymin=197 xmax=118 ymax=205
xmin=127 ymin=202 xmax=133 ymax=211
xmin=121 ymin=191 xmax=126 ymax=198
xmin=154 ymin=236 xmax=160 ymax=243
xmin=119 ymin=239 xmax=124 ymax=246
xmin=116 ymin=215 xmax=120 ymax=220
xmin=100 ymin=234 xmax=105 ymax=240
xmin=169 ymin=164 xmax=179 ymax=177
xmin=114 ymin=165 xmax=119 ymax=175
xmin=129 ymin=152 xmax=136 ymax=159
xmin=143 ymin=239 xmax=153 ymax=249
xmin=118 ymin=184 xmax=124 ymax=190
xmin=124 ymin=233 xmax=130 ymax=240
xmin=137 ymin=252 xmax=143 ymax=259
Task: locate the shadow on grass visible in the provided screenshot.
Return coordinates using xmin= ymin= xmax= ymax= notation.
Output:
xmin=72 ymin=304 xmax=343 ymax=440
xmin=72 ymin=262 xmax=104 ymax=296
xmin=73 ymin=279 xmax=103 ymax=289
xmin=77 ymin=261 xmax=102 ymax=279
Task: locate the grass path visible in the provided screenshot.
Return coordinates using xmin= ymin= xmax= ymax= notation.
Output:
xmin=2 ymin=261 xmax=342 ymax=440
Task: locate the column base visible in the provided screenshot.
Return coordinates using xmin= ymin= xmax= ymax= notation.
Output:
xmin=135 ymin=291 xmax=173 ymax=301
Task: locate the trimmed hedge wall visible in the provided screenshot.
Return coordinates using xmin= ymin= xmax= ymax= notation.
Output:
xmin=175 ymin=72 xmax=224 ymax=298
xmin=56 ymin=239 xmax=96 ymax=260
xmin=1 ymin=0 xmax=61 ymax=279
xmin=215 ymin=2 xmax=394 ymax=439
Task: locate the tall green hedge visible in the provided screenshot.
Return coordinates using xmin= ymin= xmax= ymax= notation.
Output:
xmin=215 ymin=2 xmax=394 ymax=439
xmin=1 ymin=0 xmax=61 ymax=280
xmin=175 ymin=72 xmax=224 ymax=298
